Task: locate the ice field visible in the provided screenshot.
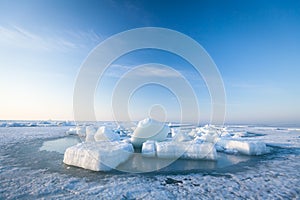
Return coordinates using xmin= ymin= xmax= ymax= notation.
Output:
xmin=1 ymin=120 xmax=300 ymax=199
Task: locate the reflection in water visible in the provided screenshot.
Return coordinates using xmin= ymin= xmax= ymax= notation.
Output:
xmin=118 ymin=153 xmax=251 ymax=173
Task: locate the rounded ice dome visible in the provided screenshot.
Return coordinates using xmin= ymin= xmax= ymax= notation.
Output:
xmin=131 ymin=118 xmax=170 ymax=147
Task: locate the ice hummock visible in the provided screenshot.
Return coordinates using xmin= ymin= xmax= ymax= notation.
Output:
xmin=63 ymin=121 xmax=271 ymax=172
xmin=0 ymin=120 xmax=75 ymax=127
xmin=131 ymin=118 xmax=170 ymax=147
xmin=216 ymin=139 xmax=269 ymax=155
xmin=66 ymin=126 xmax=86 ymax=137
xmin=94 ymin=126 xmax=120 ymax=142
xmin=141 ymin=140 xmax=217 ymax=160
xmin=63 ymin=141 xmax=134 ymax=171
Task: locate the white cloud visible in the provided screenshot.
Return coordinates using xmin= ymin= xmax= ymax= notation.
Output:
xmin=0 ymin=25 xmax=102 ymax=52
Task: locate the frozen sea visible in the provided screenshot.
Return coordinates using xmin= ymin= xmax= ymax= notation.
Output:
xmin=1 ymin=121 xmax=300 ymax=199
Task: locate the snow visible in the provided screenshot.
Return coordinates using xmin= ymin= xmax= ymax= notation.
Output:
xmin=131 ymin=118 xmax=170 ymax=147
xmin=0 ymin=127 xmax=68 ymax=144
xmin=1 ymin=122 xmax=300 ymax=199
xmin=63 ymin=141 xmax=134 ymax=171
xmin=155 ymin=141 xmax=217 ymax=160
xmin=94 ymin=126 xmax=120 ymax=142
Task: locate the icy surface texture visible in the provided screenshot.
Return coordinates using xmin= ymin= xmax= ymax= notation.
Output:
xmin=216 ymin=139 xmax=269 ymax=155
xmin=156 ymin=141 xmax=217 ymax=160
xmin=63 ymin=141 xmax=134 ymax=171
xmin=142 ymin=140 xmax=217 ymax=160
xmin=1 ymin=124 xmax=300 ymax=199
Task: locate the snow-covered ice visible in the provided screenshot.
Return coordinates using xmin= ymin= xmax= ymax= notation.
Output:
xmin=0 ymin=120 xmax=76 ymax=128
xmin=63 ymin=141 xmax=134 ymax=171
xmin=66 ymin=126 xmax=86 ymax=137
xmin=216 ymin=139 xmax=269 ymax=155
xmin=1 ymin=122 xmax=300 ymax=199
xmin=141 ymin=140 xmax=217 ymax=160
xmin=155 ymin=141 xmax=217 ymax=160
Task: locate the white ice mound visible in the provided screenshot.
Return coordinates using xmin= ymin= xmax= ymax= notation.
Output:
xmin=156 ymin=141 xmax=217 ymax=160
xmin=141 ymin=141 xmax=217 ymax=160
xmin=172 ymin=132 xmax=192 ymax=142
xmin=94 ymin=126 xmax=120 ymax=142
xmin=131 ymin=118 xmax=170 ymax=147
xmin=217 ymin=139 xmax=269 ymax=155
xmin=66 ymin=126 xmax=86 ymax=137
xmin=195 ymin=132 xmax=219 ymax=143
xmin=63 ymin=141 xmax=134 ymax=171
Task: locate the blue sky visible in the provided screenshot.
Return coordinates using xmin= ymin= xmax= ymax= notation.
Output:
xmin=0 ymin=0 xmax=299 ymax=124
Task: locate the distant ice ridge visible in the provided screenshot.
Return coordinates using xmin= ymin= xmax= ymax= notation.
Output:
xmin=0 ymin=120 xmax=75 ymax=127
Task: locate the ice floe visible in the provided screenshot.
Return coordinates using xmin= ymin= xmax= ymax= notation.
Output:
xmin=141 ymin=140 xmax=217 ymax=160
xmin=155 ymin=141 xmax=217 ymax=160
xmin=216 ymin=139 xmax=269 ymax=155
xmin=63 ymin=141 xmax=134 ymax=171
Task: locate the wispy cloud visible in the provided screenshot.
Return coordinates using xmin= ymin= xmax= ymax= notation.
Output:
xmin=0 ymin=25 xmax=102 ymax=52
xmin=104 ymin=64 xmax=182 ymax=79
